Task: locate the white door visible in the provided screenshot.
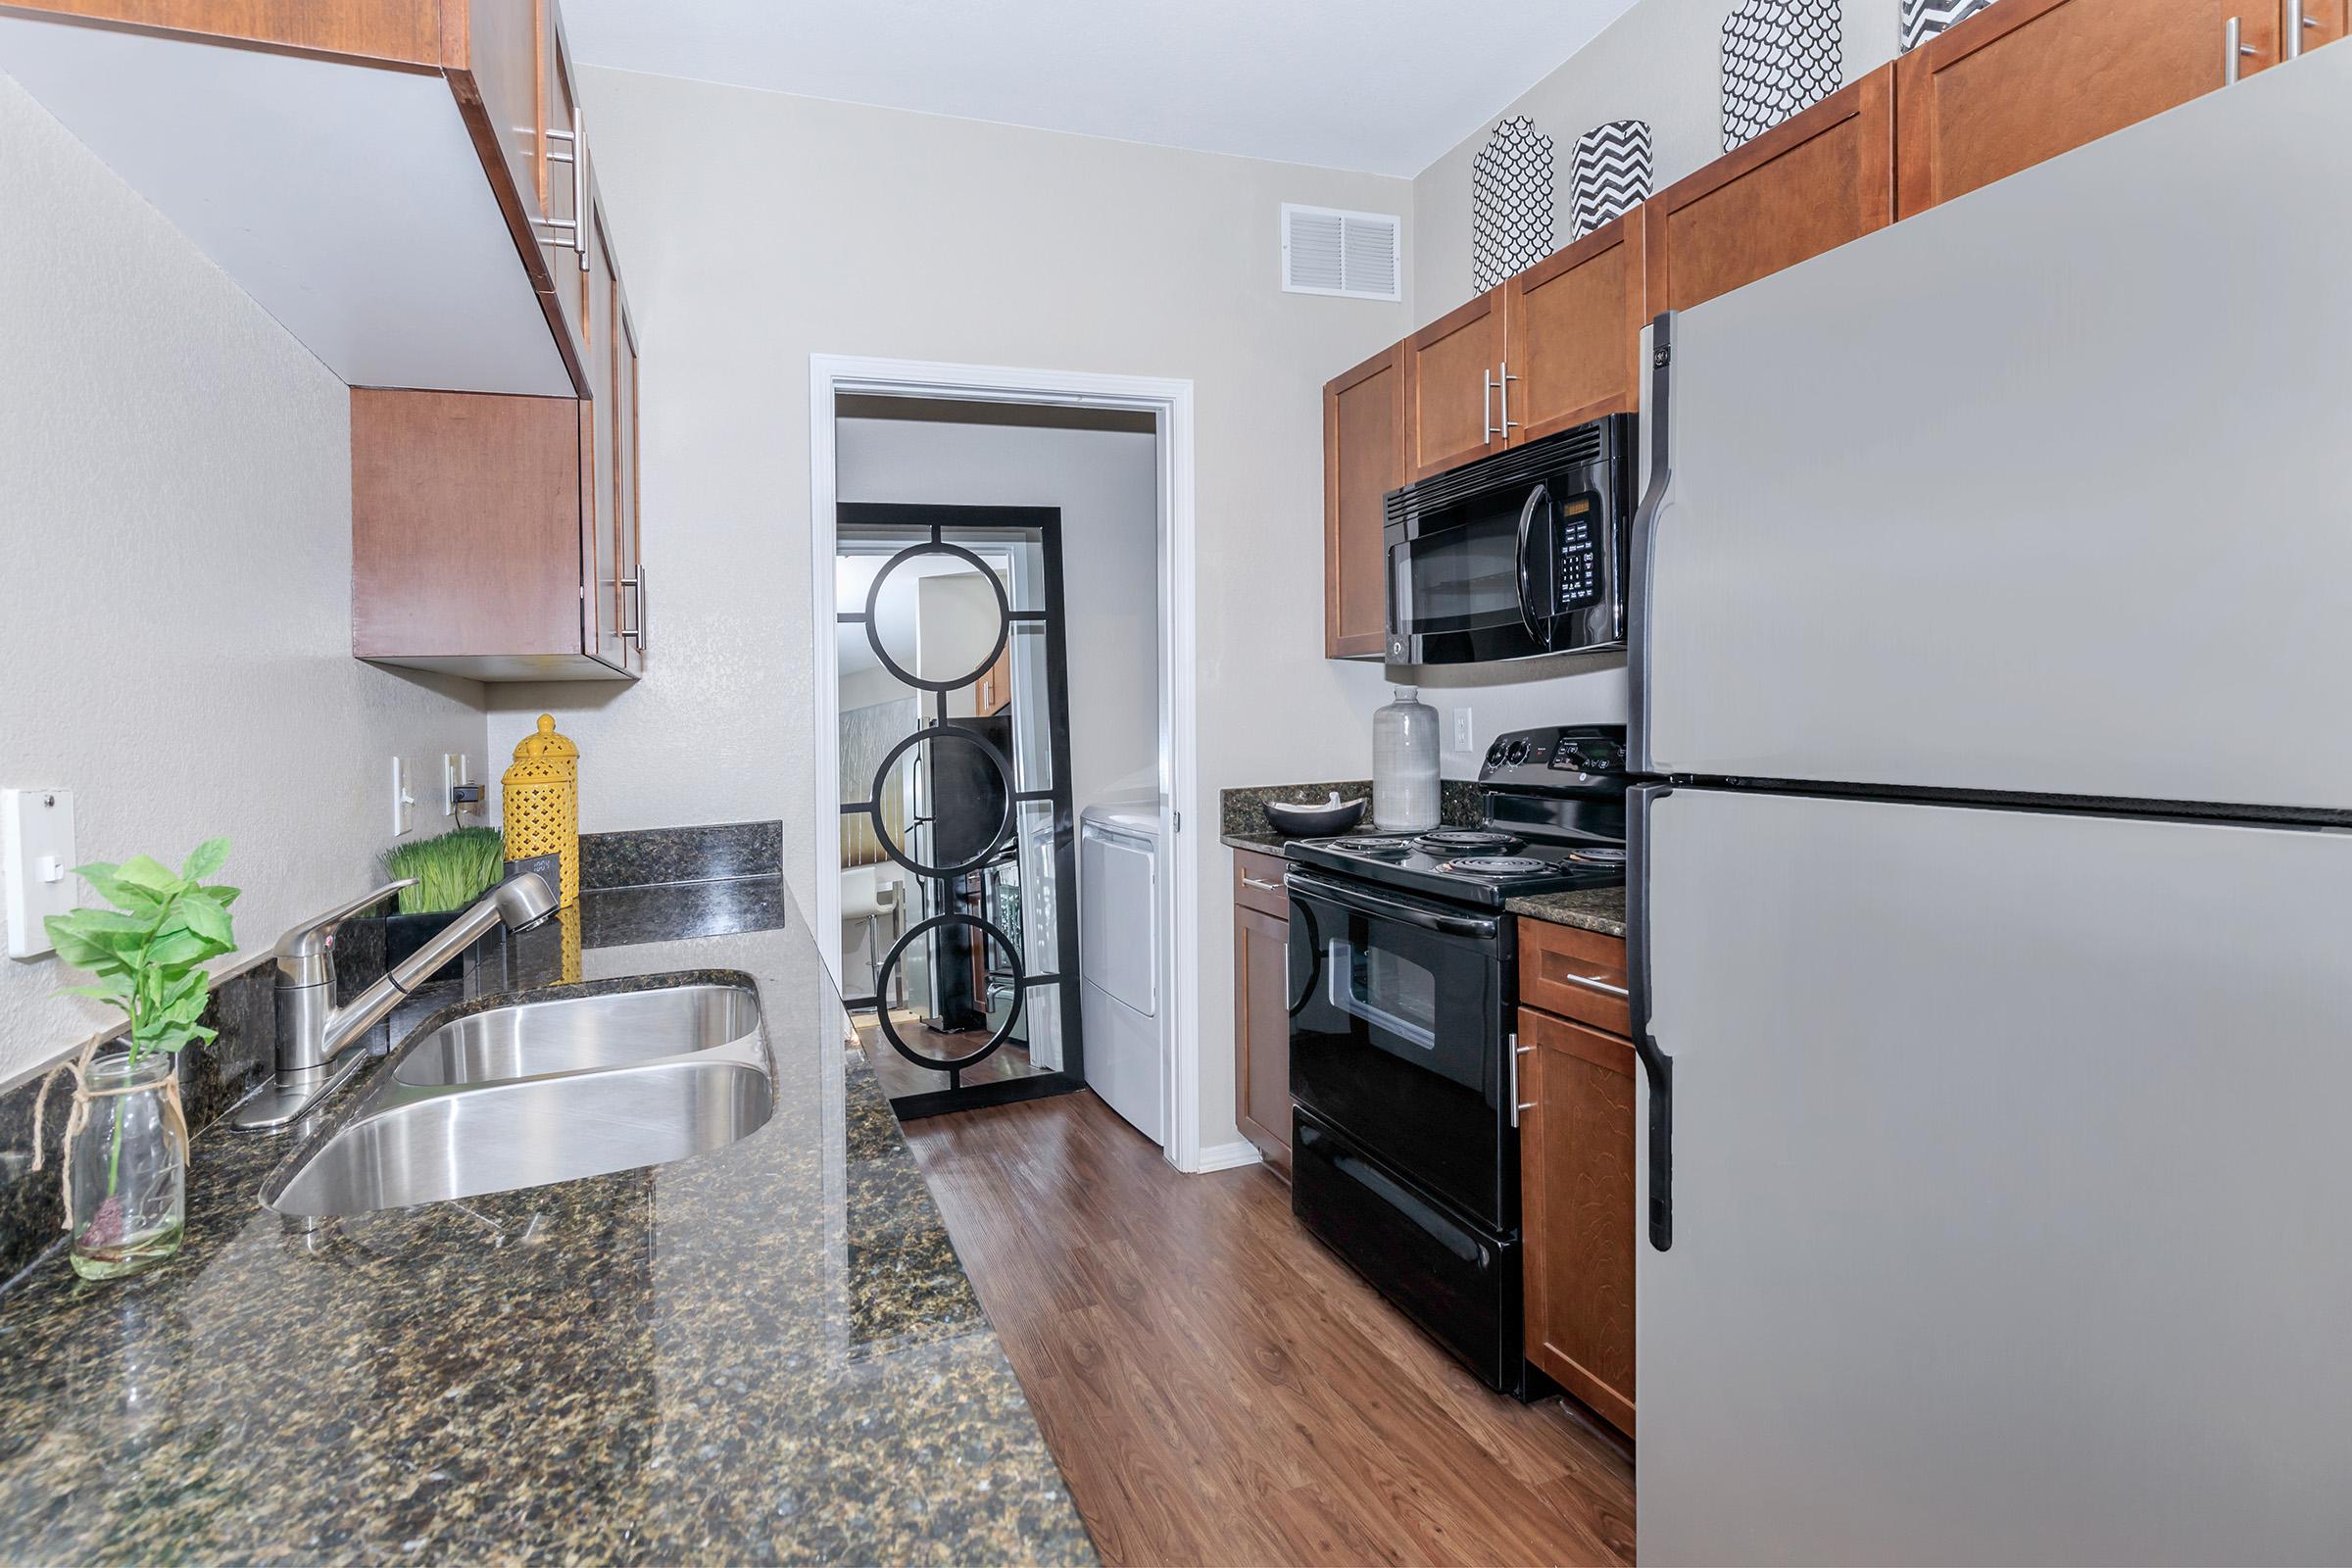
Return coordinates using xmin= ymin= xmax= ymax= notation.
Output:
xmin=1636 ymin=47 xmax=2352 ymax=811
xmin=1637 ymin=785 xmax=2352 ymax=1566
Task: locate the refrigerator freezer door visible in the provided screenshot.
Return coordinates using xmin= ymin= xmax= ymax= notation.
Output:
xmin=1638 ymin=786 xmax=2352 ymax=1565
xmin=1642 ymin=47 xmax=2352 ymax=811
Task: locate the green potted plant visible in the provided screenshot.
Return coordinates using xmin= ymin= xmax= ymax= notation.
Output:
xmin=43 ymin=838 xmax=237 ymax=1279
xmin=380 ymin=826 xmax=509 ymax=982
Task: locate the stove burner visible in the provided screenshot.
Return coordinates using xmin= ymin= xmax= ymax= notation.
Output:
xmin=1416 ymin=828 xmax=1520 ymax=854
xmin=1445 ymin=856 xmax=1551 ymax=878
xmin=1569 ymin=847 xmax=1629 ymax=866
xmin=1327 ymin=835 xmax=1412 ymax=856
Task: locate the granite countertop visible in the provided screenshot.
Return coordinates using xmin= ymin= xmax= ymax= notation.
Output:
xmin=1221 ymin=829 xmax=1291 ymax=854
xmin=0 ymin=879 xmax=1092 ymax=1565
xmin=1505 ymin=886 xmax=1629 ymax=939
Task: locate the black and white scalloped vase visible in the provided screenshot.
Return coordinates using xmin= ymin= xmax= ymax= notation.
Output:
xmin=1471 ymin=116 xmax=1556 ymax=292
xmin=1721 ymin=0 xmax=1843 ymax=151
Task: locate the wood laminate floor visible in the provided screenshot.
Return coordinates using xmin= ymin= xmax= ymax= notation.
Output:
xmin=902 ymin=1091 xmax=1637 ymax=1567
xmin=855 ymin=1012 xmax=1040 ymax=1100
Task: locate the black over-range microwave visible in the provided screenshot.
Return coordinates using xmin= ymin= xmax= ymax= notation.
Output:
xmin=1384 ymin=414 xmax=1635 ymax=665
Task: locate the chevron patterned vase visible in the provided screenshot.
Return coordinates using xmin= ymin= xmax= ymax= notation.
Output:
xmin=1569 ymin=120 xmax=1654 ymax=240
xmin=1900 ymin=0 xmax=1997 ymax=50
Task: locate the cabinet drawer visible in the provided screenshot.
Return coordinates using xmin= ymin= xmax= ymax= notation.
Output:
xmin=1234 ymin=849 xmax=1291 ymax=920
xmin=1518 ymin=918 xmax=1631 ymax=1036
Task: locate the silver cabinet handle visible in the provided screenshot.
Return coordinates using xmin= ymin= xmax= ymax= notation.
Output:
xmin=1500 ymin=359 xmax=1520 ymax=435
xmin=538 ymin=107 xmax=589 ymax=268
xmin=1240 ymin=875 xmax=1282 ymax=892
xmin=2286 ymin=0 xmax=2306 ymax=56
xmin=1549 ymin=968 xmax=1631 ymax=1000
xmin=1508 ymin=1032 xmax=1523 ymax=1127
xmin=2226 ymin=15 xmax=2258 ymax=81
xmin=1482 ymin=368 xmax=1498 ymax=445
xmin=620 ymin=567 xmax=648 ymax=657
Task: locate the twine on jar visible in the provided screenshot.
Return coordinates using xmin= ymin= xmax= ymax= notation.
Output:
xmin=29 ymin=1041 xmax=188 ymax=1235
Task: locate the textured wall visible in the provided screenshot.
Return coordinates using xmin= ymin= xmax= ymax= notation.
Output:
xmin=0 ymin=72 xmax=489 ymax=1086
xmin=484 ymin=68 xmax=1419 ymax=1153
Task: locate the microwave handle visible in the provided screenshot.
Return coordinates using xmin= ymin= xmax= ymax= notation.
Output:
xmin=1514 ymin=481 xmax=1553 ymax=646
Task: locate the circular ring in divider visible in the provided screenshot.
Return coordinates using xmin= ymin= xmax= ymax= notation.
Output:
xmin=872 ymin=913 xmax=1027 ymax=1073
xmin=867 ymin=726 xmax=1015 ymax=880
xmin=863 ymin=541 xmax=1012 ymax=693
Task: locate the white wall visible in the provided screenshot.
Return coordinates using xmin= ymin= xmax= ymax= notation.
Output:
xmin=0 ymin=71 xmax=489 ymax=1085
xmin=485 ymin=68 xmax=1418 ymax=1152
xmin=837 ymin=417 xmax=1161 ymax=811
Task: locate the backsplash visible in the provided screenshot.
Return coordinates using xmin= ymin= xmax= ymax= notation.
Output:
xmin=580 ymin=820 xmax=783 ymax=891
xmin=1220 ymin=780 xmax=1480 ymax=836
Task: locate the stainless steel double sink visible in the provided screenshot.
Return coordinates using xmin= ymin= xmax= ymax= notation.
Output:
xmin=260 ymin=978 xmax=773 ymax=1218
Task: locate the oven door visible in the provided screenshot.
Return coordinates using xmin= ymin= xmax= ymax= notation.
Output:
xmin=1285 ymin=870 xmax=1513 ymax=1229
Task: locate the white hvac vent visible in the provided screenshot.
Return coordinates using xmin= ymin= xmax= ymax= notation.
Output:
xmin=1281 ymin=204 xmax=1401 ymax=301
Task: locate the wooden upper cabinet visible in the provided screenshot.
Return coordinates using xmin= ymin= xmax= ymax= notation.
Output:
xmin=1519 ymin=1003 xmax=1637 ymax=1437
xmin=0 ymin=0 xmax=604 ymax=398
xmin=1501 ymin=210 xmax=1646 ymax=441
xmin=1323 ymin=343 xmax=1405 ymax=661
xmin=1896 ymin=0 xmax=2279 ymax=218
xmin=1404 ymin=289 xmax=1508 ymax=480
xmin=2301 ymin=0 xmax=2349 ymax=50
xmin=1646 ymin=66 xmax=1894 ymax=316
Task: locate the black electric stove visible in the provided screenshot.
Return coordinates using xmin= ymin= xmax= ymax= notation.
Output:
xmin=1284 ymin=725 xmax=1630 ymax=908
xmin=1282 ymin=725 xmax=1628 ymax=1399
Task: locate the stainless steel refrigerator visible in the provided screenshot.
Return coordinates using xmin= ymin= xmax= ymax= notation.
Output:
xmin=1626 ymin=45 xmax=2352 ymax=1566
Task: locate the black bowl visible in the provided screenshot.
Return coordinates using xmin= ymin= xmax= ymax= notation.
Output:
xmin=1263 ymin=797 xmax=1367 ymax=837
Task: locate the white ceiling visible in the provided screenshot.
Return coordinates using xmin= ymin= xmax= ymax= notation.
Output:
xmin=557 ymin=0 xmax=1641 ymax=177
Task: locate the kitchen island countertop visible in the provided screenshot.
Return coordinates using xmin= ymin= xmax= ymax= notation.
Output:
xmin=0 ymin=878 xmax=1092 ymax=1565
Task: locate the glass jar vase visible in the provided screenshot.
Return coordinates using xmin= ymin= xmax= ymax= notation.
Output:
xmin=1372 ymin=685 xmax=1442 ymax=833
xmin=66 ymin=1050 xmax=187 ymax=1281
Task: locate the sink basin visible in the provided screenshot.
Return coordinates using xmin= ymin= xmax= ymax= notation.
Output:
xmin=260 ymin=975 xmax=772 ymax=1218
xmin=395 ymin=982 xmax=760 ymax=1086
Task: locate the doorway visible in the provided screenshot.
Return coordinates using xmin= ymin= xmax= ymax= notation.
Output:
xmin=808 ymin=357 xmax=1230 ymax=1170
xmin=836 ymin=505 xmax=1084 ymax=1117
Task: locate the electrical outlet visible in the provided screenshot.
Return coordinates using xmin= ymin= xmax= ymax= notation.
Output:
xmin=2 ymin=788 xmax=76 ymax=959
xmin=1450 ymin=708 xmax=1475 ymax=754
xmin=391 ymin=757 xmax=415 ymax=837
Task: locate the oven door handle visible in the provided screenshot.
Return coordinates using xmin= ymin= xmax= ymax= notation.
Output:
xmin=1284 ymin=871 xmax=1500 ymax=940
xmin=1513 ymin=481 xmax=1552 ymax=647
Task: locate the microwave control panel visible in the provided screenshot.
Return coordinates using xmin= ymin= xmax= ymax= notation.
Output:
xmin=1553 ymin=505 xmax=1601 ymax=612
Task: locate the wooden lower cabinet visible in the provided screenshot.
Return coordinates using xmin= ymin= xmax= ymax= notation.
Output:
xmin=1896 ymin=0 xmax=2281 ymax=218
xmin=1517 ymin=917 xmax=1637 ymax=1439
xmin=1234 ymin=850 xmax=1293 ymax=1174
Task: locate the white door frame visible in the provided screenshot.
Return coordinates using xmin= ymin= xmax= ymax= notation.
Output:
xmin=808 ymin=354 xmax=1221 ymax=1173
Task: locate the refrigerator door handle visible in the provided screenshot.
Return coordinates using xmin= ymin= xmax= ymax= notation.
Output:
xmin=1630 ymin=780 xmax=1675 ymax=1250
xmin=1627 ymin=311 xmax=1676 ymax=777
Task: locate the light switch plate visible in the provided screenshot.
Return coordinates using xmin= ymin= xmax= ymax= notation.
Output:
xmin=391 ymin=757 xmax=415 ymax=837
xmin=3 ymin=788 xmax=77 ymax=959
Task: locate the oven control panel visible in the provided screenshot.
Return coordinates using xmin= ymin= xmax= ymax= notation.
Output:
xmin=1478 ymin=725 xmax=1627 ymax=789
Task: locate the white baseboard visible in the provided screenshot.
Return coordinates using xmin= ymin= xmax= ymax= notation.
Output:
xmin=1188 ymin=1139 xmax=1263 ymax=1174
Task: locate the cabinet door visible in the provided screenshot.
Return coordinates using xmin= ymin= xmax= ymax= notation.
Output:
xmin=2299 ymin=0 xmax=2349 ymax=49
xmin=456 ymin=0 xmax=543 ymax=248
xmin=541 ymin=12 xmax=587 ymax=368
xmin=1322 ymin=342 xmax=1404 ymax=660
xmin=1646 ymin=67 xmax=1894 ymax=316
xmin=1502 ymin=212 xmax=1646 ymax=444
xmin=580 ymin=195 xmax=624 ymax=669
xmin=1895 ymin=0 xmax=2278 ymax=219
xmin=1519 ymin=1005 xmax=1636 ymax=1436
xmin=1235 ymin=903 xmax=1293 ymax=1176
xmin=1403 ymin=289 xmax=1506 ymax=481
xmin=612 ymin=272 xmax=644 ymax=674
